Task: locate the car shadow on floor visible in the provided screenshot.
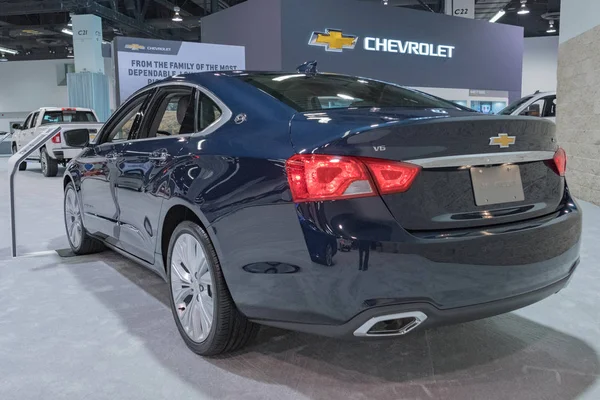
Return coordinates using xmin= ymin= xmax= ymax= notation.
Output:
xmin=62 ymin=251 xmax=600 ymax=400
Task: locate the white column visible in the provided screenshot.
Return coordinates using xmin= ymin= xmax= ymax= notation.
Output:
xmin=71 ymin=14 xmax=104 ymax=73
xmin=445 ymin=0 xmax=475 ymax=19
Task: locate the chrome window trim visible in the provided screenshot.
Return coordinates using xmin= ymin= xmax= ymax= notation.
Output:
xmin=407 ymin=151 xmax=555 ymax=169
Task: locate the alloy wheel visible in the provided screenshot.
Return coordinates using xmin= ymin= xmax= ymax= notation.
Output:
xmin=64 ymin=187 xmax=83 ymax=248
xmin=171 ymin=233 xmax=215 ymax=343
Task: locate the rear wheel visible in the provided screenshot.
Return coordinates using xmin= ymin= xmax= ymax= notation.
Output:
xmin=12 ymin=144 xmax=26 ymax=171
xmin=64 ymin=182 xmax=104 ymax=254
xmin=41 ymin=148 xmax=58 ymax=177
xmin=167 ymin=221 xmax=258 ymax=356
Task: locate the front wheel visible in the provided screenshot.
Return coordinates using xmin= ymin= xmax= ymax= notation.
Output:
xmin=167 ymin=221 xmax=258 ymax=356
xmin=41 ymin=148 xmax=58 ymax=177
xmin=64 ymin=182 xmax=104 ymax=254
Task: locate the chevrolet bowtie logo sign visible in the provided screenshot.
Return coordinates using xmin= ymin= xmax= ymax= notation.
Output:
xmin=489 ymin=134 xmax=516 ymax=148
xmin=125 ymin=43 xmax=145 ymax=51
xmin=308 ymin=29 xmax=358 ymax=52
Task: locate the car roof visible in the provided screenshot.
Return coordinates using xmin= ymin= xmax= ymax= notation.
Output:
xmin=529 ymin=91 xmax=556 ymax=98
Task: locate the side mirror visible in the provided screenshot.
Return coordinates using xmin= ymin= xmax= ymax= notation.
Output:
xmin=11 ymin=123 xmax=22 ymax=130
xmin=63 ymin=129 xmax=91 ymax=148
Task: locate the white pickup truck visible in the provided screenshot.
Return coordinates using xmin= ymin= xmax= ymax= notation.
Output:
xmin=11 ymin=107 xmax=103 ymax=177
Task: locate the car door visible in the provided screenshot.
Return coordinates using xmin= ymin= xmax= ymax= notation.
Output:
xmin=29 ymin=111 xmax=39 ymax=137
xmin=77 ymin=90 xmax=153 ymax=242
xmin=114 ymin=85 xmax=199 ymax=264
xmin=16 ymin=113 xmax=32 ymax=149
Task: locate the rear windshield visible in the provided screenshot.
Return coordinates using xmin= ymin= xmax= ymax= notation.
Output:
xmin=41 ymin=111 xmax=97 ymax=125
xmin=239 ymin=73 xmax=460 ymax=112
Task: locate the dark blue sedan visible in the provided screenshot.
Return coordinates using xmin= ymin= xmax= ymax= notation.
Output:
xmin=63 ymin=70 xmax=581 ymax=355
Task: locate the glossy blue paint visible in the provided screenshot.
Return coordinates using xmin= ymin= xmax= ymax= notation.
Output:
xmin=65 ymin=71 xmax=581 ymax=336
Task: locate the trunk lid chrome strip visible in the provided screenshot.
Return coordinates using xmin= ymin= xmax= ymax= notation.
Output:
xmin=407 ymin=151 xmax=555 ymax=169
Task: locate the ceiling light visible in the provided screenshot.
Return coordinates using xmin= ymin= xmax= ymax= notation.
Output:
xmin=0 ymin=46 xmax=18 ymax=55
xmin=67 ymin=47 xmax=74 ymax=58
xmin=0 ymin=53 xmax=7 ymax=62
xmin=61 ymin=28 xmax=73 ymax=36
xmin=490 ymin=10 xmax=506 ymax=23
xmin=547 ymin=21 xmax=557 ymax=33
xmin=517 ymin=1 xmax=529 ymax=15
xmin=68 ymin=21 xmax=72 ymax=27
xmin=382 ymin=0 xmax=388 ymax=5
xmin=172 ymin=6 xmax=183 ymax=22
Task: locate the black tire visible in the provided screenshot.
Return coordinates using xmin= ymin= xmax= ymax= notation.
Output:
xmin=167 ymin=221 xmax=258 ymax=356
xmin=41 ymin=148 xmax=59 ymax=177
xmin=64 ymin=182 xmax=104 ymax=255
xmin=12 ymin=144 xmax=26 ymax=171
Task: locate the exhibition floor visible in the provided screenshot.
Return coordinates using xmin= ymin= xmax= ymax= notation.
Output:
xmin=0 ymin=157 xmax=599 ymax=400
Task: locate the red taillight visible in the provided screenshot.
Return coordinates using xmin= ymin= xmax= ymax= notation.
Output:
xmin=546 ymin=147 xmax=566 ymax=176
xmin=285 ymin=154 xmax=420 ymax=202
xmin=361 ymin=158 xmax=421 ymax=194
xmin=51 ymin=132 xmax=61 ymax=144
xmin=286 ymin=154 xmax=374 ymax=202
xmin=554 ymin=147 xmax=567 ymax=177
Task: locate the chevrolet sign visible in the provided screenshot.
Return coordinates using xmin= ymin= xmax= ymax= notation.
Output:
xmin=364 ymin=37 xmax=455 ymax=58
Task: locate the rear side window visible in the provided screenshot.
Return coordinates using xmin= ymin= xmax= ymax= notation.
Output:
xmin=41 ymin=111 xmax=97 ymax=125
xmin=239 ymin=73 xmax=457 ymax=112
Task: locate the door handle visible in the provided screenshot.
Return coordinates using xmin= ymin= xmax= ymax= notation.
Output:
xmin=148 ymin=150 xmax=169 ymax=162
xmin=148 ymin=154 xmax=168 ymax=162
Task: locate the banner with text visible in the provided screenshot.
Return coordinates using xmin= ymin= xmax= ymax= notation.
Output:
xmin=115 ymin=37 xmax=245 ymax=103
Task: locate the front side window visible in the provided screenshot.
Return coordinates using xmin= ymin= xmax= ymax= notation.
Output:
xmin=520 ymin=99 xmax=545 ymax=117
xmin=22 ymin=114 xmax=32 ymax=129
xmin=41 ymin=110 xmax=97 ymax=125
xmin=498 ymin=95 xmax=534 ymax=115
xmin=101 ymin=92 xmax=152 ymax=144
xmin=30 ymin=112 xmax=39 ymax=128
xmin=239 ymin=73 xmax=459 ymax=112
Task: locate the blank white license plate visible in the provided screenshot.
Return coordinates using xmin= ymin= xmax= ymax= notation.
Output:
xmin=470 ymin=165 xmax=525 ymax=206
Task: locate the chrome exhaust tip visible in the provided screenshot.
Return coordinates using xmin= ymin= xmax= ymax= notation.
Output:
xmin=353 ymin=311 xmax=428 ymax=337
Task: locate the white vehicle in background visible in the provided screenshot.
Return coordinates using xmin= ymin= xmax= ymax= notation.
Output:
xmin=498 ymin=91 xmax=557 ymax=122
xmin=11 ymin=107 xmax=103 ymax=177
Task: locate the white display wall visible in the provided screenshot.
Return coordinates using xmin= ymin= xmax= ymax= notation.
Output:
xmin=522 ymin=36 xmax=559 ymax=96
xmin=0 ymin=59 xmax=73 ymax=132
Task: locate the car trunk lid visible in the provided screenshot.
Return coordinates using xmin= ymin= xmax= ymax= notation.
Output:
xmin=289 ymin=108 xmax=563 ymax=231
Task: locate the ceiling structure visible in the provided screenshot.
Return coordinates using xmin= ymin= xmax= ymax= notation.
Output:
xmin=0 ymin=0 xmax=560 ymax=62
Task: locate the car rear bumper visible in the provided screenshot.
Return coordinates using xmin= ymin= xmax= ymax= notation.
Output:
xmin=51 ymin=147 xmax=82 ymax=161
xmin=216 ymin=191 xmax=582 ymax=332
xmin=252 ymin=266 xmax=578 ymax=337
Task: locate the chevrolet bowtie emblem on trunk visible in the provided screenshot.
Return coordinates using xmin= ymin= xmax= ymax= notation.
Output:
xmin=489 ymin=133 xmax=516 ymax=148
xmin=308 ymin=29 xmax=358 ymax=52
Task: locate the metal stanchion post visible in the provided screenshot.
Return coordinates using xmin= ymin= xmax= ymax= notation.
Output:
xmin=7 ymin=127 xmax=61 ymax=257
